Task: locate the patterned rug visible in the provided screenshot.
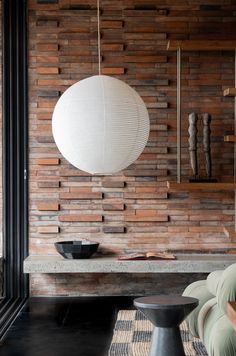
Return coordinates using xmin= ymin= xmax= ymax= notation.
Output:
xmin=109 ymin=310 xmax=208 ymax=356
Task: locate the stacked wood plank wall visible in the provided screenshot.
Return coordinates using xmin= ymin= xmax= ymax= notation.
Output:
xmin=29 ymin=0 xmax=236 ymax=296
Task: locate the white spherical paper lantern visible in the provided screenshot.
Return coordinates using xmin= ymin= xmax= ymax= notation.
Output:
xmin=52 ymin=75 xmax=150 ymax=175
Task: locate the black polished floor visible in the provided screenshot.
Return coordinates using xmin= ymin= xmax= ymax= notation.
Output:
xmin=0 ymin=297 xmax=134 ymax=356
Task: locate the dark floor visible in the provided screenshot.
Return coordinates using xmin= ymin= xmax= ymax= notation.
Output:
xmin=0 ymin=297 xmax=134 ymax=356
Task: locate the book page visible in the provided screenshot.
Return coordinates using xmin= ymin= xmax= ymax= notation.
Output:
xmin=146 ymin=251 xmax=176 ymax=260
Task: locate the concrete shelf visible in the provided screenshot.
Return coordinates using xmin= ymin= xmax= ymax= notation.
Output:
xmin=24 ymin=254 xmax=236 ymax=274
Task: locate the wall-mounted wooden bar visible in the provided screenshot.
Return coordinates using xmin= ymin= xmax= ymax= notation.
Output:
xmin=103 ymin=226 xmax=125 ymax=234
xmin=167 ymin=40 xmax=236 ymax=51
xmin=124 ymin=55 xmax=167 ymax=63
xmin=124 ymin=8 xmax=168 ymax=16
xmin=37 ymin=19 xmax=59 ymax=27
xmin=36 ymin=158 xmax=60 ymax=165
xmin=101 ymin=20 xmax=124 ymax=29
xmin=124 ymin=169 xmax=167 ymax=177
xmin=103 ymin=203 xmax=125 ymax=211
xmin=59 ymin=4 xmax=92 ymax=10
xmin=102 ymin=67 xmax=125 ymax=75
xmin=102 ymin=181 xmax=125 ymax=188
xmin=223 ymin=88 xmax=236 ymax=97
xmin=223 ymin=227 xmax=236 ymax=241
xmin=38 ymin=181 xmax=60 ymax=188
xmin=59 ymin=215 xmax=103 ymax=222
xmin=37 ymin=203 xmax=60 ymax=211
xmin=102 ymin=44 xmax=124 ymax=51
xmin=38 ymin=226 xmax=59 ymax=234
xmin=167 ymin=182 xmax=236 ymax=191
xmin=59 ymin=192 xmax=103 ymax=199
xmin=224 ymin=135 xmax=236 ymax=142
xmin=125 ymin=215 xmax=168 ymax=222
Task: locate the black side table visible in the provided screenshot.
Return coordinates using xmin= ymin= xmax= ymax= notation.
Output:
xmin=134 ymin=295 xmax=198 ymax=356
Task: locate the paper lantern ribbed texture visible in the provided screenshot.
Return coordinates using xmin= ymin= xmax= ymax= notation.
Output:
xmin=52 ymin=75 xmax=150 ymax=174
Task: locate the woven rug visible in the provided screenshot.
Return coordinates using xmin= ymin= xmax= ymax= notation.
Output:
xmin=109 ymin=310 xmax=208 ymax=356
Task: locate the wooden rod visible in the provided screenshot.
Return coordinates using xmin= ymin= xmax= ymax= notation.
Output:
xmin=177 ymin=48 xmax=181 ymax=183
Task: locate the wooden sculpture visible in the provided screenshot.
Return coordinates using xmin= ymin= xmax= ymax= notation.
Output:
xmin=188 ymin=112 xmax=198 ymax=177
xmin=188 ymin=112 xmax=215 ymax=181
xmin=202 ymin=113 xmax=212 ymax=178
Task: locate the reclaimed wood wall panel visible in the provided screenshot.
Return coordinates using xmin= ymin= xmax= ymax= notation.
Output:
xmin=29 ymin=0 xmax=236 ymax=296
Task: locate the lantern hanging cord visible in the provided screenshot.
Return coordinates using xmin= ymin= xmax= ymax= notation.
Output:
xmin=97 ymin=0 xmax=101 ymax=75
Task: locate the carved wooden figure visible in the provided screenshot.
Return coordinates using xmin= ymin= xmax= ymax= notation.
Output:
xmin=202 ymin=113 xmax=212 ymax=178
xmin=188 ymin=112 xmax=198 ymax=177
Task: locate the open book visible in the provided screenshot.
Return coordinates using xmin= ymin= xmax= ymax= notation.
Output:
xmin=118 ymin=251 xmax=176 ymax=261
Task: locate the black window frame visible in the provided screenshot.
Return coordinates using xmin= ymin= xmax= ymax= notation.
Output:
xmin=0 ymin=0 xmax=28 ymax=339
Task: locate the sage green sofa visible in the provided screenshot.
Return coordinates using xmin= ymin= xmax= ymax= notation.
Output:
xmin=183 ymin=263 xmax=236 ymax=356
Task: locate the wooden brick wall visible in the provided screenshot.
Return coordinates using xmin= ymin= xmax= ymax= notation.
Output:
xmin=29 ymin=0 xmax=236 ymax=296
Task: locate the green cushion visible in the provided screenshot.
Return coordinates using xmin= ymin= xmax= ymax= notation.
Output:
xmin=198 ymin=297 xmax=221 ymax=342
xmin=217 ymin=263 xmax=236 ymax=313
xmin=183 ymin=280 xmax=213 ymax=338
xmin=198 ymin=297 xmax=236 ymax=356
xmin=184 ymin=264 xmax=236 ymax=356
xmin=207 ymin=315 xmax=236 ymax=356
xmin=206 ymin=270 xmax=223 ymax=296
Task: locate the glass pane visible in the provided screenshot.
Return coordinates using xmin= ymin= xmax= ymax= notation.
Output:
xmin=0 ymin=0 xmax=3 ymax=297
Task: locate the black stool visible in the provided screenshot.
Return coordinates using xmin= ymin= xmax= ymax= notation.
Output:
xmin=134 ymin=295 xmax=198 ymax=356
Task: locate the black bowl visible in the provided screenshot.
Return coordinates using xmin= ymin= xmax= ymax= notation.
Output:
xmin=55 ymin=241 xmax=99 ymax=259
